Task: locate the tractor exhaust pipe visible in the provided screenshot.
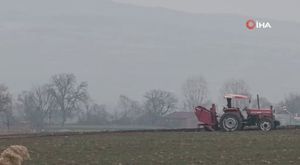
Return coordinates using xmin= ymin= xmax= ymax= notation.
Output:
xmin=257 ymin=94 xmax=260 ymax=109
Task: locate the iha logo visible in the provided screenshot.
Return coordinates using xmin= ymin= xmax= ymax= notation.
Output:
xmin=246 ymin=19 xmax=272 ymax=30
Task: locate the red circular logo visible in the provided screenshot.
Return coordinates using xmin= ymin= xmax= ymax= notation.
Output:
xmin=246 ymin=19 xmax=256 ymax=30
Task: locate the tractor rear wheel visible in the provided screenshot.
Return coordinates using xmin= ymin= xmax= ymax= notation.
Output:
xmin=220 ymin=113 xmax=242 ymax=132
xmin=259 ymin=118 xmax=274 ymax=131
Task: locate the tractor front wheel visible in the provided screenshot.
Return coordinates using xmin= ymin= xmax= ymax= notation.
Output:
xmin=220 ymin=113 xmax=242 ymax=132
xmin=259 ymin=118 xmax=274 ymax=131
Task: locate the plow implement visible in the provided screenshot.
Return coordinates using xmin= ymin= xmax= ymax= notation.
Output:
xmin=194 ymin=105 xmax=218 ymax=131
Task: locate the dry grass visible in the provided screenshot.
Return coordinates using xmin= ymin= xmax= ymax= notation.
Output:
xmin=0 ymin=145 xmax=30 ymax=165
xmin=0 ymin=130 xmax=300 ymax=165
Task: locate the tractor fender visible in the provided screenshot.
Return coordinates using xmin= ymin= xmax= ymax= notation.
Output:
xmin=258 ymin=115 xmax=273 ymax=121
xmin=224 ymin=111 xmax=244 ymax=120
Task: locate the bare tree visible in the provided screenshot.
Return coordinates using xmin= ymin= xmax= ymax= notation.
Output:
xmin=0 ymin=85 xmax=12 ymax=111
xmin=115 ymin=95 xmax=142 ymax=124
xmin=18 ymin=84 xmax=55 ymax=131
xmin=0 ymin=85 xmax=13 ymax=130
xmin=251 ymin=96 xmax=272 ymax=109
xmin=182 ymin=76 xmax=209 ymax=111
xmin=144 ymin=89 xmax=178 ymax=124
xmin=220 ymin=79 xmax=251 ymax=108
xmin=80 ymin=103 xmax=109 ymax=125
xmin=49 ymin=73 xmax=89 ymax=126
xmin=283 ymin=94 xmax=300 ymax=114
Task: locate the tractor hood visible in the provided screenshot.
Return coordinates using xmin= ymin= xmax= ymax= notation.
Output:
xmin=247 ymin=108 xmax=273 ymax=115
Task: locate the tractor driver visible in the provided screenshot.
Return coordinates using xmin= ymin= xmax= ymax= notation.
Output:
xmin=227 ymin=98 xmax=232 ymax=108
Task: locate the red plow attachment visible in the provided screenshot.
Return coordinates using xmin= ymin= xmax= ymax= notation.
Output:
xmin=194 ymin=104 xmax=218 ymax=131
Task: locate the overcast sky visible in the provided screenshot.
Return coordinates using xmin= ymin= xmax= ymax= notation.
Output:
xmin=114 ymin=0 xmax=300 ymax=23
xmin=1 ymin=0 xmax=300 ymax=107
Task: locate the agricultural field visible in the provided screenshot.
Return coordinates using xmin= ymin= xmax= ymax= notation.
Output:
xmin=1 ymin=130 xmax=300 ymax=165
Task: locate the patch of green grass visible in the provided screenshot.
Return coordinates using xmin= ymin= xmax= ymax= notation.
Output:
xmin=1 ymin=130 xmax=300 ymax=165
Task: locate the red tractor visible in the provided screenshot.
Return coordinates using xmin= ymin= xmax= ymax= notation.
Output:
xmin=194 ymin=94 xmax=280 ymax=131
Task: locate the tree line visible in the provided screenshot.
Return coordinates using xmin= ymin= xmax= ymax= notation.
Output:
xmin=0 ymin=73 xmax=299 ymax=131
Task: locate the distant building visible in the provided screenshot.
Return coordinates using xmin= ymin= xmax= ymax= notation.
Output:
xmin=163 ymin=111 xmax=198 ymax=128
xmin=275 ymin=110 xmax=293 ymax=126
xmin=294 ymin=113 xmax=300 ymax=120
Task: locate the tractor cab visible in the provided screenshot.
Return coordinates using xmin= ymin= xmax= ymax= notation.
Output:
xmin=224 ymin=94 xmax=250 ymax=113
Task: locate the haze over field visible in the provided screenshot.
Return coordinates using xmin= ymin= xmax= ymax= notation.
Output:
xmin=0 ymin=0 xmax=300 ymax=106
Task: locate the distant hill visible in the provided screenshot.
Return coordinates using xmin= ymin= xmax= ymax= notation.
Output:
xmin=0 ymin=0 xmax=299 ymax=104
